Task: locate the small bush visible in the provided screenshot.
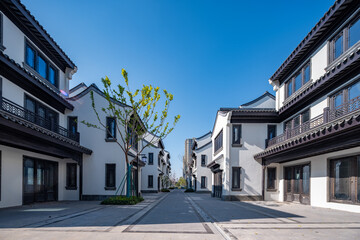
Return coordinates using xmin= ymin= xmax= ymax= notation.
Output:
xmin=169 ymin=187 xmax=175 ymax=189
xmin=184 ymin=188 xmax=194 ymax=192
xmin=161 ymin=188 xmax=170 ymax=192
xmin=101 ymin=196 xmax=144 ymax=205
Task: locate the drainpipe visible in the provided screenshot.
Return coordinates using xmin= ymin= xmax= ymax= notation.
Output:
xmin=262 ymin=159 xmax=265 ymax=201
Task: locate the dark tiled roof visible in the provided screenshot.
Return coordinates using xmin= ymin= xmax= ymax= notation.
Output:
xmin=270 ymin=0 xmax=358 ymax=84
xmin=241 ymin=91 xmax=275 ymax=107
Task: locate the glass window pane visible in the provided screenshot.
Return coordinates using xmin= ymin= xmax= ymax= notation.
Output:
xmin=334 ymin=93 xmax=343 ymax=108
xmin=233 ymin=125 xmax=241 ymax=144
xmin=287 ymin=81 xmax=293 ymax=97
xmin=349 ymin=81 xmax=360 ymax=101
xmin=302 ymin=165 xmax=310 ymax=194
xmin=293 ymin=116 xmax=300 ymax=127
xmin=302 ymin=110 xmax=310 ymax=123
xmin=285 ymin=168 xmax=292 ymax=193
xmin=294 ymin=167 xmax=301 ymax=193
xmin=349 ymin=18 xmax=360 ymax=47
xmin=48 ymin=66 xmax=56 ymax=86
xmin=26 ymin=45 xmax=35 ymax=68
xmin=333 ymin=159 xmax=351 ymax=200
xmin=295 ymin=73 xmax=302 ymax=91
xmin=37 ymin=55 xmax=47 ymax=79
xmin=304 ymin=64 xmax=310 ymax=84
xmin=334 ymin=34 xmax=343 ymax=59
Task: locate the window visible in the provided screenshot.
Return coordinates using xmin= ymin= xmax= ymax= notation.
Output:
xmin=201 ymin=176 xmax=206 ymax=188
xmin=267 ymin=125 xmax=277 ymax=140
xmin=330 ymin=16 xmax=360 ymax=62
xmin=148 ymin=175 xmax=153 ymax=188
xmin=329 ymin=157 xmax=360 ymax=204
xmin=284 ymin=109 xmax=310 ymax=131
xmin=0 ymin=13 xmax=5 ymax=51
xmin=105 ymin=164 xmax=116 ymax=190
xmin=127 ymin=126 xmax=138 ymax=150
xmin=232 ymin=125 xmax=242 ymax=145
xmin=331 ymin=80 xmax=360 ymax=117
xmin=106 ymin=117 xmax=116 ymax=140
xmin=214 ymin=130 xmax=223 ymax=153
xmin=201 ymin=155 xmax=206 ymax=166
xmin=285 ymin=63 xmax=311 ymax=98
xmin=68 ymin=117 xmax=77 ymax=139
xmin=158 ymin=155 xmax=161 ymax=167
xmin=266 ymin=168 xmax=276 ymax=191
xmin=232 ymin=167 xmax=241 ymax=190
xmin=66 ymin=163 xmax=77 ymax=189
xmin=25 ymin=42 xmax=58 ymax=88
xmin=25 ymin=95 xmax=59 ymax=132
xmin=148 ymin=153 xmax=154 ymax=165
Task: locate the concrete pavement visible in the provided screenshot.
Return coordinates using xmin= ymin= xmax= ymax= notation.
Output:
xmin=1 ymin=190 xmax=360 ymax=239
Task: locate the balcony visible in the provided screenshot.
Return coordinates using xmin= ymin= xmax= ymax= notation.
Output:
xmin=1 ymin=97 xmax=79 ymax=142
xmin=267 ymin=96 xmax=360 ymax=148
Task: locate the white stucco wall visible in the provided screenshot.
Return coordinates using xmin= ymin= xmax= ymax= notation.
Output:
xmin=141 ymin=144 xmax=161 ymax=192
xmin=193 ymin=138 xmax=212 ymax=192
xmin=264 ymin=146 xmax=360 ymax=213
xmin=241 ymin=95 xmax=275 ymax=109
xmin=0 ymin=145 xmax=79 ymax=208
xmin=69 ymin=90 xmax=131 ymax=197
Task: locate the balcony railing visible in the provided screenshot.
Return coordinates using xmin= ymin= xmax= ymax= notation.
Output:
xmin=267 ymin=96 xmax=360 ymax=148
xmin=1 ymin=97 xmax=79 ymax=142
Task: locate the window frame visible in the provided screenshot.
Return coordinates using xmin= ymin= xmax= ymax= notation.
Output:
xmin=148 ymin=175 xmax=154 ymax=188
xmin=105 ymin=117 xmax=116 ymax=141
xmin=330 ymin=80 xmax=360 ymax=110
xmin=66 ymin=163 xmax=77 ymax=190
xmin=201 ymin=155 xmax=206 ymax=166
xmin=68 ymin=116 xmax=78 ymax=134
xmin=232 ymin=124 xmax=242 ymax=146
xmin=231 ymin=167 xmax=242 ymax=191
xmin=148 ymin=153 xmax=154 ymax=165
xmin=105 ymin=164 xmax=116 ymax=190
xmin=201 ymin=176 xmax=206 ymax=189
xmin=0 ymin=13 xmax=5 ymax=51
xmin=285 ymin=62 xmax=311 ymax=99
xmin=214 ymin=129 xmax=223 ymax=154
xmin=330 ymin=15 xmax=360 ymax=63
xmin=24 ymin=41 xmax=59 ymax=88
xmin=266 ymin=167 xmax=277 ymax=191
xmin=283 ymin=109 xmax=310 ymax=131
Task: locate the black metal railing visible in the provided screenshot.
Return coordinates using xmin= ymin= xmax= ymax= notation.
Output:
xmin=1 ymin=97 xmax=79 ymax=142
xmin=267 ymin=96 xmax=360 ymax=148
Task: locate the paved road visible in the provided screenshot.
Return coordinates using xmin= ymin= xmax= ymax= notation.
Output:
xmin=1 ymin=190 xmax=360 ymax=239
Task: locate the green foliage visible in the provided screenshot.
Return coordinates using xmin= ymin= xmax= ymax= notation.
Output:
xmin=184 ymin=188 xmax=195 ymax=193
xmin=161 ymin=188 xmax=170 ymax=192
xmin=177 ymin=177 xmax=186 ymax=187
xmin=169 ymin=187 xmax=175 ymax=189
xmin=101 ymin=196 xmax=144 ymax=205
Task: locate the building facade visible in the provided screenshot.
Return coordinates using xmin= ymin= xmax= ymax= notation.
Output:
xmin=191 ymin=132 xmax=212 ymax=192
xmin=255 ymin=0 xmax=360 ymax=213
xmin=208 ymin=92 xmax=277 ymax=200
xmin=184 ymin=138 xmax=194 ymax=188
xmin=0 ymin=0 xmax=91 ymax=208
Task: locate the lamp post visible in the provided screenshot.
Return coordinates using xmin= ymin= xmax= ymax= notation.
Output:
xmin=137 ymin=154 xmax=147 ymax=197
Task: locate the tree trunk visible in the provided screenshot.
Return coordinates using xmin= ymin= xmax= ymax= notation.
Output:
xmin=126 ymin=163 xmax=131 ymax=198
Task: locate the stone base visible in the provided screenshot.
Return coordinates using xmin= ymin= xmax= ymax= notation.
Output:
xmin=141 ymin=190 xmax=159 ymax=193
xmin=222 ymin=195 xmax=262 ymax=201
xmin=82 ymin=195 xmax=119 ymax=201
xmin=195 ymin=190 xmax=212 ymax=194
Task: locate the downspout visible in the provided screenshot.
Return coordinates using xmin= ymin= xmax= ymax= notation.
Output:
xmin=262 ymin=159 xmax=265 ymax=201
xmin=79 ymin=155 xmax=83 ymax=201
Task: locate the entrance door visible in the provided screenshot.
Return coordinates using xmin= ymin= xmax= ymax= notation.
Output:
xmin=213 ymin=171 xmax=222 ymax=198
xmin=284 ymin=164 xmax=310 ymax=204
xmin=23 ymin=157 xmax=58 ymax=204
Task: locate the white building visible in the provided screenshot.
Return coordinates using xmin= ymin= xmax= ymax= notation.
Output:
xmin=255 ymin=0 xmax=360 ymax=213
xmin=191 ymin=131 xmax=212 ymax=192
xmin=0 ymin=0 xmax=91 ymax=208
xmin=69 ymin=83 xmax=146 ymax=200
xmin=208 ymin=92 xmax=276 ymax=200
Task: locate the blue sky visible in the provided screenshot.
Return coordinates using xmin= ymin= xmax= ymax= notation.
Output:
xmin=23 ymin=0 xmax=334 ymax=178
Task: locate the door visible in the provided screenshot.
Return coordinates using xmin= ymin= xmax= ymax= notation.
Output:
xmin=213 ymin=171 xmax=222 ymax=198
xmin=284 ymin=164 xmax=310 ymax=204
xmin=23 ymin=157 xmax=58 ymax=204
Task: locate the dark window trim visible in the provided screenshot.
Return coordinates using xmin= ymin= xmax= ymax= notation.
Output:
xmin=329 ymin=14 xmax=360 ymax=63
xmin=201 ymin=155 xmax=206 ymax=166
xmin=283 ymin=108 xmax=310 ymax=131
xmin=201 ymin=176 xmax=206 ymax=189
xmin=148 ymin=175 xmax=154 ymax=188
xmin=214 ymin=129 xmax=223 ymax=154
xmin=24 ymin=94 xmax=60 ymax=127
xmin=0 ymin=151 xmax=1 ymax=201
xmin=329 ymin=79 xmax=360 ymax=109
xmin=105 ymin=117 xmax=117 ymax=141
xmin=148 ymin=153 xmax=154 ymax=165
xmin=232 ymin=124 xmax=242 ymax=146
xmin=231 ymin=167 xmax=242 ymax=191
xmin=105 ymin=163 xmax=116 ymax=190
xmin=266 ymin=167 xmax=277 ymax=191
xmin=24 ymin=40 xmax=59 ymax=88
xmin=0 ymin=13 xmax=5 ymax=51
xmin=285 ymin=62 xmax=311 ymax=99
xmin=65 ymin=163 xmax=77 ymax=190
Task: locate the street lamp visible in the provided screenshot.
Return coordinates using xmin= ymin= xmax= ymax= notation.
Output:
xmin=137 ymin=154 xmax=147 ymax=197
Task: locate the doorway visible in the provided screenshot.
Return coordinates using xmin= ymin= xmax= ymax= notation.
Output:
xmin=284 ymin=163 xmax=310 ymax=204
xmin=23 ymin=157 xmax=58 ymax=204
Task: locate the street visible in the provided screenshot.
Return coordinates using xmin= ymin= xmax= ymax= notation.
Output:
xmin=0 ymin=190 xmax=359 ymax=239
